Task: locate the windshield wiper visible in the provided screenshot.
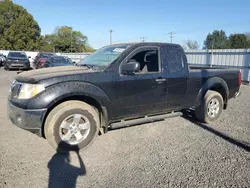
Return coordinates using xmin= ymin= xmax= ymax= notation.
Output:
xmin=77 ymin=64 xmax=93 ymax=69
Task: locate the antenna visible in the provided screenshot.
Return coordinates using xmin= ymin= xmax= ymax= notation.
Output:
xmin=109 ymin=29 xmax=113 ymax=44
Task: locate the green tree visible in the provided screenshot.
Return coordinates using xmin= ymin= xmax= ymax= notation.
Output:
xmin=245 ymin=32 xmax=250 ymax=48
xmin=245 ymin=32 xmax=250 ymax=41
xmin=204 ymin=30 xmax=230 ymax=49
xmin=39 ymin=35 xmax=55 ymax=52
xmin=184 ymin=40 xmax=200 ymax=50
xmin=42 ymin=26 xmax=94 ymax=52
xmin=0 ymin=0 xmax=41 ymax=50
xmin=83 ymin=45 xmax=96 ymax=52
xmin=51 ymin=26 xmax=87 ymax=52
xmin=229 ymin=33 xmax=249 ymax=49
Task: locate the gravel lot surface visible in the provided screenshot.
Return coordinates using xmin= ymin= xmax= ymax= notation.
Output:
xmin=0 ymin=68 xmax=250 ymax=188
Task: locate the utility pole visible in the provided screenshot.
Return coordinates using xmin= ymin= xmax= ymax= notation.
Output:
xmin=210 ymin=40 xmax=214 ymax=67
xmin=71 ymin=31 xmax=72 ymax=52
xmin=70 ymin=27 xmax=73 ymax=53
xmin=168 ymin=32 xmax=176 ymax=43
xmin=140 ymin=37 xmax=147 ymax=42
xmin=109 ymin=29 xmax=113 ymax=45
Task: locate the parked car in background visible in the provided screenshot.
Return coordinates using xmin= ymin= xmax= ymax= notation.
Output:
xmin=0 ymin=53 xmax=6 ymax=67
xmin=62 ymin=56 xmax=76 ymax=65
xmin=33 ymin=52 xmax=56 ymax=69
xmin=43 ymin=56 xmax=74 ymax=68
xmin=4 ymin=52 xmax=30 ymax=70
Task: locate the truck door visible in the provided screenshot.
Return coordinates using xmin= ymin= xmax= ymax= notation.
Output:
xmin=163 ymin=46 xmax=188 ymax=110
xmin=112 ymin=46 xmax=168 ymax=119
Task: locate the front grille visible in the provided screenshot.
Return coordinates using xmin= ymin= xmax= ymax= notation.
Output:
xmin=9 ymin=64 xmax=26 ymax=68
xmin=8 ymin=60 xmax=29 ymax=65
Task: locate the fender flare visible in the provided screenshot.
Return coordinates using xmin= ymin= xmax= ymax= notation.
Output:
xmin=195 ymin=77 xmax=229 ymax=107
xmin=27 ymin=81 xmax=111 ymax=122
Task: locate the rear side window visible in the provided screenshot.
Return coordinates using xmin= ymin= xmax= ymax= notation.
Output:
xmin=166 ymin=47 xmax=185 ymax=74
xmin=40 ymin=53 xmax=54 ymax=58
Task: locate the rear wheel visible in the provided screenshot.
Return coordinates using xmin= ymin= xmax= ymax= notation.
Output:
xmin=44 ymin=100 xmax=99 ymax=152
xmin=195 ymin=90 xmax=223 ymax=123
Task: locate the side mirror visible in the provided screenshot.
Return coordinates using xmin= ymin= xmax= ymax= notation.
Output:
xmin=28 ymin=56 xmax=31 ymax=58
xmin=121 ymin=61 xmax=140 ymax=74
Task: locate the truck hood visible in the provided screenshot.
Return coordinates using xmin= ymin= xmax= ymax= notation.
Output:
xmin=16 ymin=66 xmax=95 ymax=83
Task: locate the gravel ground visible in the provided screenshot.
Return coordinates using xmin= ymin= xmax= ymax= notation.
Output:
xmin=0 ymin=68 xmax=250 ymax=188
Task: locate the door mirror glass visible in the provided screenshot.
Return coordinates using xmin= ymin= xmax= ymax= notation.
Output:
xmin=121 ymin=61 xmax=140 ymax=74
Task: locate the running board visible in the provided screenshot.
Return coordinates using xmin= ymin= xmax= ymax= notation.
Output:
xmin=109 ymin=111 xmax=183 ymax=130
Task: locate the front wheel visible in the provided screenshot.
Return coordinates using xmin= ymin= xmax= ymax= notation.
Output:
xmin=44 ymin=100 xmax=99 ymax=152
xmin=4 ymin=65 xmax=9 ymax=71
xmin=195 ymin=90 xmax=223 ymax=124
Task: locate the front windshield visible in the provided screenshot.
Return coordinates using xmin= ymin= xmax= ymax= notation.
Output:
xmin=78 ymin=45 xmax=130 ymax=68
xmin=8 ymin=52 xmax=27 ymax=58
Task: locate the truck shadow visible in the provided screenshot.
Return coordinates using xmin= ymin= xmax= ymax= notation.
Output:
xmin=182 ymin=110 xmax=250 ymax=152
xmin=47 ymin=142 xmax=86 ymax=188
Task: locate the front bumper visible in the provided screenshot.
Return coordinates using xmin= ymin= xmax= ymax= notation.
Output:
xmin=6 ymin=62 xmax=30 ymax=69
xmin=234 ymin=91 xmax=241 ymax=98
xmin=8 ymin=101 xmax=47 ymax=136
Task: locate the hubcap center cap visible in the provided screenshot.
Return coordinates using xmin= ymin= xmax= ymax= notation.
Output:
xmin=70 ymin=124 xmax=79 ymax=133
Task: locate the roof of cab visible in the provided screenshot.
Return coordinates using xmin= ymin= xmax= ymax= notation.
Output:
xmin=104 ymin=42 xmax=181 ymax=48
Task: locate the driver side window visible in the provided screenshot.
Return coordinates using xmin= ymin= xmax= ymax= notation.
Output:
xmin=127 ymin=49 xmax=159 ymax=74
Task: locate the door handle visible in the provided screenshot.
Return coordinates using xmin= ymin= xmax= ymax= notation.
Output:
xmin=155 ymin=78 xmax=166 ymax=83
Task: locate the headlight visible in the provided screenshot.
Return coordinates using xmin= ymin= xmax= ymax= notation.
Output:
xmin=9 ymin=80 xmax=16 ymax=93
xmin=18 ymin=83 xmax=45 ymax=99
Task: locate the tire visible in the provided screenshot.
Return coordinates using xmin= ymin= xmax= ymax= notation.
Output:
xmin=44 ymin=100 xmax=100 ymax=152
xmin=195 ymin=90 xmax=223 ymax=124
xmin=4 ymin=66 xmax=9 ymax=71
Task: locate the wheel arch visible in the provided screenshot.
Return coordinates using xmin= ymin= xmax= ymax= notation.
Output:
xmin=195 ymin=77 xmax=229 ymax=109
xmin=41 ymin=94 xmax=109 ymax=138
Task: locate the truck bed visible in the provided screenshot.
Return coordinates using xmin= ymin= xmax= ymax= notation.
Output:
xmin=189 ymin=65 xmax=234 ymax=70
xmin=186 ymin=67 xmax=240 ymax=107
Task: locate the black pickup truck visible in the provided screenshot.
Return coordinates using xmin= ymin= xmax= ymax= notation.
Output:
xmin=8 ymin=43 xmax=241 ymax=152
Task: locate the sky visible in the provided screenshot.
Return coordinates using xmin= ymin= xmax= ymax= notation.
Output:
xmin=13 ymin=0 xmax=250 ymax=49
